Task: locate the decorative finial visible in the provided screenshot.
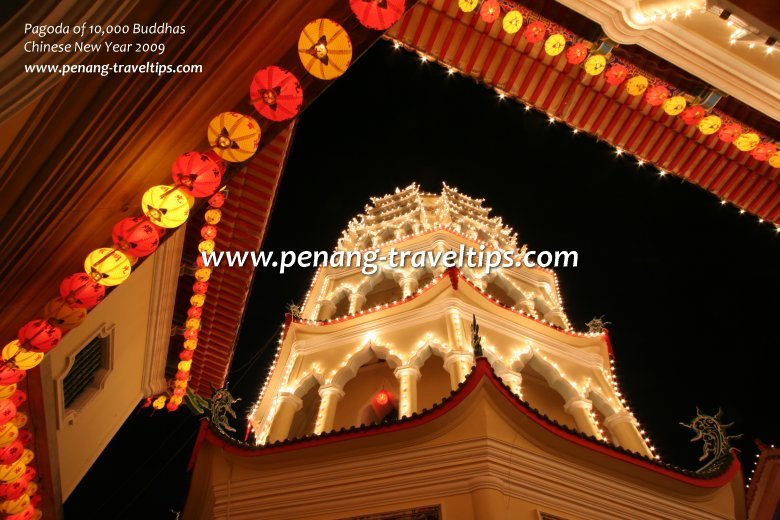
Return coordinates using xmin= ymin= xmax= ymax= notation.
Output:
xmin=184 ymin=384 xmax=241 ymax=435
xmin=680 ymin=407 xmax=742 ymax=472
xmin=586 ymin=315 xmax=611 ymax=333
xmin=286 ymin=302 xmax=302 ymax=319
xmin=471 ymin=314 xmax=483 ymax=357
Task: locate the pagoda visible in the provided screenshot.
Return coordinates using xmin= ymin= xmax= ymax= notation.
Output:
xmin=185 ymin=184 xmax=744 ymax=519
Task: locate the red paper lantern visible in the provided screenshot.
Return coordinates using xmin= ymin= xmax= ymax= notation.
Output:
xmin=0 ymin=368 xmax=23 ymax=387
xmin=15 ymin=431 xmax=31 ymax=447
xmin=187 ymin=306 xmax=203 ymax=319
xmin=183 ymin=329 xmax=198 ymax=341
xmin=192 ymin=281 xmax=209 ymax=295
xmin=751 ymin=142 xmax=776 ymax=161
xmin=604 ymin=64 xmax=627 ymax=85
xmin=8 ymin=392 xmax=25 ymax=410
xmin=479 ymin=0 xmax=500 ymax=23
xmin=17 ymin=321 xmax=61 ymax=354
xmin=350 ymin=0 xmax=405 ymax=30
xmin=645 ymin=85 xmax=669 ymax=106
xmin=200 ymin=225 xmax=217 ymax=241
xmin=680 ymin=105 xmax=705 ymax=126
xmin=208 ymin=192 xmax=226 ymax=208
xmin=718 ymin=123 xmax=742 ymax=143
xmin=179 ymin=350 xmax=194 ymax=361
xmin=0 ymin=400 xmax=16 ymax=427
xmin=59 ymin=273 xmax=105 ymax=309
xmin=171 ymin=151 xmax=225 ymax=197
xmin=250 ymin=66 xmax=303 ymax=122
xmin=565 ymin=43 xmax=588 ymax=64
xmin=0 ymin=441 xmax=23 ymax=466
xmin=112 ymin=217 xmax=160 ymax=258
xmin=524 ymin=21 xmax=545 ymax=43
xmin=375 ymin=390 xmax=389 ymax=405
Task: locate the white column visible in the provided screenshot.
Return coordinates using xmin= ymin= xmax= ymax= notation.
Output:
xmin=316 ymin=300 xmax=336 ymax=320
xmin=564 ymin=398 xmax=602 ymax=439
xmin=314 ymin=384 xmax=345 ymax=434
xmin=445 ymin=308 xmax=466 ymax=350
xmin=400 ymin=277 xmax=419 ymax=298
xmin=443 ymin=352 xmax=473 ymax=390
xmin=394 ymin=366 xmax=422 ymax=417
xmin=604 ymin=410 xmax=653 ymax=456
xmin=267 ymin=393 xmax=302 ymax=443
xmin=348 ymin=293 xmax=366 ymax=314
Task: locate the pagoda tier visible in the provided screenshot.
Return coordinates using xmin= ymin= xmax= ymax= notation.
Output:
xmin=249 ymin=185 xmax=654 ymax=462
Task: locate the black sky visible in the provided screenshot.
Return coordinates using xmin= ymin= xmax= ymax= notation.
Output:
xmin=65 ymin=40 xmax=779 ymax=518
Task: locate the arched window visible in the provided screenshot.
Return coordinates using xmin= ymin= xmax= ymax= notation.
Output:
xmin=362 ymin=277 xmax=402 ymax=309
xmin=485 ymin=280 xmax=515 ymax=307
xmin=332 ymin=357 xmax=400 ymax=430
xmin=288 ymin=383 xmax=320 ymax=439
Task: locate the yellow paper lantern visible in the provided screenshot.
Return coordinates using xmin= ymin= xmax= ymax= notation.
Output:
xmin=142 ymin=185 xmax=192 ymax=228
xmin=0 ymin=423 xmax=18 ymax=447
xmin=194 ymin=268 xmax=212 ymax=282
xmin=190 ymin=294 xmax=206 ymax=307
xmin=0 ymin=493 xmax=29 ymax=514
xmin=583 ymin=55 xmax=606 ymax=75
xmin=698 ymin=115 xmax=722 ymax=135
xmin=183 ymin=339 xmax=198 ymax=351
xmin=298 ymin=19 xmax=352 ymax=80
xmin=208 ymin=112 xmax=260 ymax=163
xmin=625 ymin=76 xmax=648 ymax=96
xmin=458 ymin=0 xmax=478 ymax=12
xmin=2 ymin=341 xmax=44 ymax=371
xmin=198 ymin=240 xmax=215 ymax=254
xmin=10 ymin=413 xmax=26 ymax=429
xmin=84 ymin=248 xmax=132 ymax=287
xmin=768 ymin=151 xmax=780 ymax=168
xmin=0 ymin=385 xmax=15 ymax=400
xmin=502 ymin=10 xmax=523 ymax=34
xmin=662 ymin=95 xmax=687 ymax=116
xmin=733 ymin=132 xmax=760 ymax=151
xmin=177 ymin=360 xmax=192 ymax=372
xmin=20 ymin=449 xmax=33 ymax=466
xmin=0 ymin=458 xmax=25 ymax=483
xmin=544 ymin=34 xmax=566 ymax=56
xmin=204 ymin=209 xmax=222 ymax=225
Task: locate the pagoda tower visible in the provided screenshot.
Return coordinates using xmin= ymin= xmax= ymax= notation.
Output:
xmin=186 ymin=184 xmax=744 ymax=520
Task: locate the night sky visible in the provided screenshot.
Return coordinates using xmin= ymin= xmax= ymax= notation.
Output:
xmin=65 ymin=40 xmax=779 ymax=518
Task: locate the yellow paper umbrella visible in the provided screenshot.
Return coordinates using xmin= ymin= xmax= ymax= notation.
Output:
xmin=0 ymin=493 xmax=29 ymax=514
xmin=10 ymin=414 xmax=26 ymax=429
xmin=662 ymin=96 xmax=687 ymax=116
xmin=544 ymin=34 xmax=566 ymax=56
xmin=768 ymin=151 xmax=780 ymax=168
xmin=698 ymin=115 xmax=722 ymax=135
xmin=2 ymin=342 xmax=44 ymax=371
xmin=502 ymin=10 xmax=523 ymax=33
xmin=458 ymin=0 xmax=479 ymax=12
xmin=0 ymin=458 xmax=25 ymax=483
xmin=84 ymin=248 xmax=132 ymax=287
xmin=177 ymin=360 xmax=192 ymax=372
xmin=298 ymin=19 xmax=352 ymax=80
xmin=583 ymin=55 xmax=606 ymax=75
xmin=0 ymin=423 xmax=18 ymax=447
xmin=20 ymin=449 xmax=33 ymax=466
xmin=142 ymin=185 xmax=191 ymax=229
xmin=194 ymin=268 xmax=212 ymax=282
xmin=204 ymin=209 xmax=222 ymax=225
xmin=0 ymin=386 xmax=15 ymax=401
xmin=625 ymin=76 xmax=648 ymax=96
xmin=190 ymin=294 xmax=206 ymax=308
xmin=208 ymin=112 xmax=260 ymax=163
xmin=733 ymin=133 xmax=760 ymax=151
xmin=198 ymin=240 xmax=215 ymax=254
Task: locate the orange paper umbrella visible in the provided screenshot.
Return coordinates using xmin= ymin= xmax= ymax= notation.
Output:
xmin=524 ymin=21 xmax=545 ymax=44
xmin=717 ymin=123 xmax=741 ymax=142
xmin=565 ymin=43 xmax=588 ymax=64
xmin=645 ymin=85 xmax=669 ymax=106
xmin=350 ymin=0 xmax=405 ymax=30
xmin=298 ymin=19 xmax=352 ymax=80
xmin=250 ymin=66 xmax=303 ymax=122
xmin=479 ymin=0 xmax=500 ymax=23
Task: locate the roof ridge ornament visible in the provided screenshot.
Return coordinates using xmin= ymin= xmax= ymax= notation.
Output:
xmin=680 ymin=407 xmax=742 ymax=473
xmin=471 ymin=314 xmax=484 ymax=358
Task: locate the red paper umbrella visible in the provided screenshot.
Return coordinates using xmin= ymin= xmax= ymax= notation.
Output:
xmin=604 ymin=64 xmax=628 ymax=85
xmin=479 ymin=0 xmax=500 ymax=23
xmin=112 ymin=217 xmax=160 ymax=258
xmin=15 ymin=430 xmax=31 ymax=447
xmin=8 ymin=391 xmax=25 ymax=410
xmin=17 ymin=321 xmax=61 ymax=353
xmin=565 ymin=43 xmax=588 ymax=64
xmin=192 ymin=281 xmax=209 ymax=295
xmin=6 ymin=504 xmax=35 ymax=520
xmin=645 ymin=85 xmax=669 ymax=106
xmin=183 ymin=329 xmax=198 ymax=341
xmin=59 ymin=273 xmax=105 ymax=309
xmin=0 ymin=368 xmax=24 ymax=386
xmin=171 ymin=151 xmax=225 ymax=197
xmin=524 ymin=21 xmax=545 ymax=43
xmin=751 ymin=142 xmax=776 ymax=161
xmin=0 ymin=479 xmax=26 ymax=501
xmin=208 ymin=192 xmax=226 ymax=208
xmin=179 ymin=350 xmax=194 ymax=361
xmin=250 ymin=66 xmax=303 ymax=122
xmin=200 ymin=225 xmax=217 ymax=240
xmin=0 ymin=400 xmax=16 ymax=426
xmin=680 ymin=105 xmax=705 ymax=126
xmin=349 ymin=0 xmax=405 ymax=30
xmin=0 ymin=441 xmax=23 ymax=466
xmin=187 ymin=306 xmax=203 ymax=319
xmin=718 ymin=123 xmax=742 ymax=142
